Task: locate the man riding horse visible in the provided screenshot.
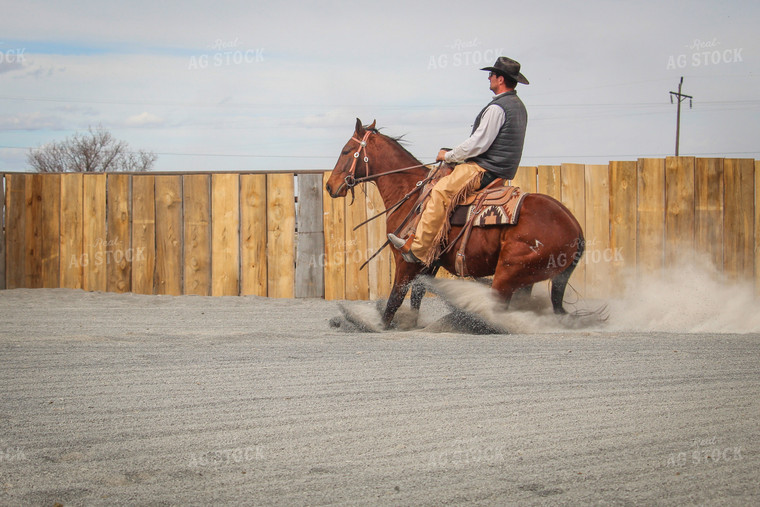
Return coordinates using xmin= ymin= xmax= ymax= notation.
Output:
xmin=388 ymin=56 xmax=529 ymax=266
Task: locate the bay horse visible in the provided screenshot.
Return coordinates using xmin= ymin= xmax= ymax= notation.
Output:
xmin=325 ymin=119 xmax=585 ymax=329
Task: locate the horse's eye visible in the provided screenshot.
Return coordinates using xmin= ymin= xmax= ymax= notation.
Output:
xmin=341 ymin=150 xmax=350 ymax=156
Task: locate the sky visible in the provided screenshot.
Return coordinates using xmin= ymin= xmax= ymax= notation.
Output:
xmin=1 ymin=0 xmax=758 ymax=173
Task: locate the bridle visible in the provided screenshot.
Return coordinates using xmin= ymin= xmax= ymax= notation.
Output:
xmin=341 ymin=130 xmax=372 ymax=191
xmin=331 ymin=129 xmax=444 ymax=269
xmin=337 ymin=129 xmax=439 ymax=196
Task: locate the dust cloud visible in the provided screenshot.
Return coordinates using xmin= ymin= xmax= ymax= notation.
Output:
xmin=423 ymin=257 xmax=760 ymax=334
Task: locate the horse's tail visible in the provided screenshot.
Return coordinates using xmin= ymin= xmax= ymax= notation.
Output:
xmin=550 ymin=231 xmax=585 ymax=315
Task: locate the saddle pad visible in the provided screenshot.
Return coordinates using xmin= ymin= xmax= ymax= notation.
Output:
xmin=450 ymin=186 xmax=528 ymax=227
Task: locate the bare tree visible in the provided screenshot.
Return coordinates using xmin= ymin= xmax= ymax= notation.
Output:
xmin=27 ymin=126 xmax=157 ymax=172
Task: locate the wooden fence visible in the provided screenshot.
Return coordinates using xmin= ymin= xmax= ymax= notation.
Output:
xmin=1 ymin=157 xmax=758 ymax=300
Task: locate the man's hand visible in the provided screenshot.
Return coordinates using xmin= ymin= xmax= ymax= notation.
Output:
xmin=436 ymin=149 xmax=449 ymax=162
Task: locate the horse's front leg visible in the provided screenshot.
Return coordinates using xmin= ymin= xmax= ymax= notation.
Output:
xmin=408 ymin=266 xmax=439 ymax=325
xmin=382 ymin=258 xmax=422 ymax=329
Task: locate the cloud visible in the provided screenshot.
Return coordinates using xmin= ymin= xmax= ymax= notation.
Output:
xmin=0 ymin=112 xmax=63 ymax=131
xmin=125 ymin=111 xmax=165 ymax=127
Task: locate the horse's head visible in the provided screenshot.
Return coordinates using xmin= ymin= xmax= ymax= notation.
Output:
xmin=325 ymin=118 xmax=377 ymax=198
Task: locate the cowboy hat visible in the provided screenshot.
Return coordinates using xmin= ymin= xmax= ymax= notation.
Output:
xmin=481 ymin=56 xmax=529 ymax=85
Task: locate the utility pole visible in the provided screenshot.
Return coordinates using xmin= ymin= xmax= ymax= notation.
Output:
xmin=669 ymin=76 xmax=693 ymax=156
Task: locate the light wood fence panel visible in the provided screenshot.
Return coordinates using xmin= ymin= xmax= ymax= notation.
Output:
xmin=211 ymin=173 xmax=240 ymax=296
xmin=132 ymin=175 xmax=156 ymax=294
xmin=323 ymin=172 xmax=346 ymax=300
xmin=366 ymin=182 xmax=392 ymax=299
xmin=560 ymin=163 xmax=587 ymax=296
xmin=0 ymin=174 xmax=5 ymax=289
xmin=241 ymin=173 xmax=267 ymax=296
xmin=24 ymin=174 xmax=43 ymax=288
xmin=106 ymin=174 xmax=131 ymax=293
xmin=756 ymin=161 xmax=760 ymax=295
xmin=82 ymin=174 xmax=107 ymax=292
xmin=695 ymin=158 xmax=724 ymax=270
xmin=266 ymin=173 xmax=295 ymax=298
xmin=584 ymin=164 xmax=611 ymax=298
xmin=60 ymin=173 xmax=83 ymax=289
xmin=5 ymin=174 xmax=26 ymax=289
xmin=39 ymin=174 xmax=61 ymax=288
xmin=537 ymin=165 xmax=561 ymax=201
xmin=723 ymin=159 xmax=755 ymax=280
xmin=155 ymin=175 xmax=183 ymax=295
xmin=183 ymin=174 xmax=211 ymax=296
xmin=512 ymin=166 xmax=537 ymax=193
xmin=665 ymin=157 xmax=695 ymax=268
xmin=637 ymin=158 xmax=665 ymax=276
xmin=608 ymin=161 xmax=637 ymax=295
xmin=344 ymin=184 xmax=369 ymax=301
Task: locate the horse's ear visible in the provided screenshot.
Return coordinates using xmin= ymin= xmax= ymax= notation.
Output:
xmin=368 ymin=119 xmax=376 ymax=131
xmin=355 ymin=118 xmax=365 ymax=136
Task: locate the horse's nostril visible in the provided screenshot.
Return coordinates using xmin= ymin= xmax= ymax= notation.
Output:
xmin=325 ymin=183 xmax=332 ymax=195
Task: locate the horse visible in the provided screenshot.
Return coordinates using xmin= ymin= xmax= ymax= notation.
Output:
xmin=325 ymin=119 xmax=585 ymax=329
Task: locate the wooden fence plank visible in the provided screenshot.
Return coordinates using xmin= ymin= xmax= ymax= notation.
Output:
xmin=584 ymin=165 xmax=610 ymax=298
xmin=60 ymin=173 xmax=83 ymax=289
xmin=82 ymin=174 xmax=107 ymax=292
xmin=560 ymin=163 xmax=586 ymax=296
xmin=0 ymin=174 xmax=6 ymax=289
xmin=24 ymin=174 xmax=43 ymax=288
xmin=241 ymin=174 xmax=267 ymax=296
xmin=756 ymin=160 xmax=760 ymax=296
xmin=106 ymin=174 xmax=131 ymax=293
xmin=695 ymin=158 xmax=724 ymax=271
xmin=212 ymin=173 xmax=240 ymax=296
xmin=366 ymin=182 xmax=392 ymax=299
xmin=266 ymin=173 xmax=295 ymax=298
xmin=155 ymin=175 xmax=183 ymax=295
xmin=295 ymin=173 xmax=325 ymax=298
xmin=344 ymin=185 xmax=369 ymax=301
xmin=5 ymin=174 xmax=26 ymax=289
xmin=609 ymin=161 xmax=637 ymax=294
xmin=723 ymin=159 xmax=754 ymax=280
xmin=637 ymin=158 xmax=665 ymax=276
xmin=183 ymin=174 xmax=211 ymax=296
xmin=40 ymin=174 xmax=60 ymax=288
xmin=537 ymin=165 xmax=561 ymax=200
xmin=512 ymin=166 xmax=537 ymax=193
xmin=665 ymin=157 xmax=695 ymax=268
xmin=132 ymin=175 xmax=156 ymax=294
xmin=323 ymin=172 xmax=346 ymax=300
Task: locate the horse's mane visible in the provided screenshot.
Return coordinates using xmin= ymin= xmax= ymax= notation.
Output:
xmin=367 ymin=126 xmax=420 ymax=163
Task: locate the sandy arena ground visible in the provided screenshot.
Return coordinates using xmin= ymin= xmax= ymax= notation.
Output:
xmin=0 ymin=284 xmax=758 ymax=506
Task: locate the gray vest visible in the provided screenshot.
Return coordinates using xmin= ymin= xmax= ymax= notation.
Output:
xmin=468 ymin=91 xmax=527 ymax=180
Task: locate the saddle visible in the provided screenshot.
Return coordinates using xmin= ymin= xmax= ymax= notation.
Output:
xmin=398 ymin=164 xmax=529 ymax=277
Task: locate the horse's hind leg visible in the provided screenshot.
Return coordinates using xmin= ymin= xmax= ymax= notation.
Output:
xmin=551 ymin=239 xmax=584 ymax=314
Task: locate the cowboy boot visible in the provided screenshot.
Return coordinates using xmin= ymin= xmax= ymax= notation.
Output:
xmin=387 ymin=233 xmax=422 ymax=264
